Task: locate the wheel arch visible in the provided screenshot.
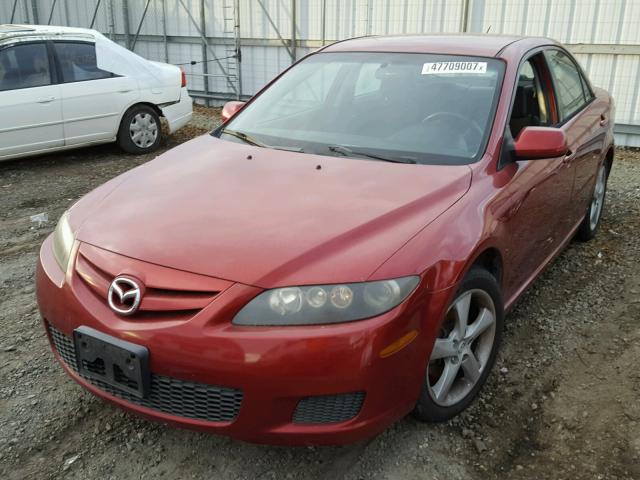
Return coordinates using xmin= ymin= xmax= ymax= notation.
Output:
xmin=421 ymin=242 xmax=505 ymax=296
xmin=117 ymin=102 xmax=164 ymax=133
xmin=468 ymin=247 xmax=504 ymax=287
xmin=604 ymin=146 xmax=614 ymax=175
xmin=121 ymin=102 xmax=163 ymax=122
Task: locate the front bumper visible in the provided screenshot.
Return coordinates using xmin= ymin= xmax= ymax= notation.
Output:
xmin=36 ymin=236 xmax=452 ymax=445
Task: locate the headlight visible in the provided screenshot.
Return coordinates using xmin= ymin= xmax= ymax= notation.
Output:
xmin=233 ymin=276 xmax=420 ymax=326
xmin=52 ymin=212 xmax=75 ymax=272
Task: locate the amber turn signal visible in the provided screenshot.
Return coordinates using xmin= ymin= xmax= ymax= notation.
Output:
xmin=379 ymin=330 xmax=419 ymax=358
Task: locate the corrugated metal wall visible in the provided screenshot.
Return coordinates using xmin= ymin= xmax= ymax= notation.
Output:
xmin=2 ymin=0 xmax=639 ymax=145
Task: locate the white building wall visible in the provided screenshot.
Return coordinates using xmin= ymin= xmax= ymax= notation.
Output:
xmin=1 ymin=0 xmax=639 ymax=145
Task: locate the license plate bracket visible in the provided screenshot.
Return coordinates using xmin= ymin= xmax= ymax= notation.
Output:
xmin=73 ymin=326 xmax=150 ymax=398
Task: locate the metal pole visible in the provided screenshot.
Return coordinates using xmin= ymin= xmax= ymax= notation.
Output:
xmin=461 ymin=0 xmax=470 ymax=32
xmin=22 ymin=0 xmax=28 ymax=22
xmin=291 ymin=0 xmax=296 ymax=63
xmin=256 ymin=0 xmax=293 ymax=59
xmin=90 ymin=0 xmax=103 ymax=28
xmin=47 ymin=0 xmax=58 ymax=25
xmin=199 ymin=0 xmax=210 ymax=106
xmin=161 ymin=0 xmax=169 ymax=62
xmin=234 ymin=0 xmax=242 ymax=99
xmin=321 ymin=0 xmax=326 ymax=45
xmin=131 ymin=0 xmax=152 ymax=51
xmin=177 ymin=0 xmax=237 ymax=93
xmin=122 ymin=0 xmax=132 ymax=49
xmin=187 ymin=73 xmax=233 ymax=78
xmin=30 ymin=0 xmax=38 ymax=23
xmin=108 ymin=0 xmax=116 ymax=39
xmin=63 ymin=0 xmax=70 ymax=25
xmin=10 ymin=0 xmax=19 ymax=23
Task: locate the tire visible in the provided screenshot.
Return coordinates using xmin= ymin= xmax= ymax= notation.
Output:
xmin=117 ymin=104 xmax=162 ymax=154
xmin=575 ymin=162 xmax=608 ymax=242
xmin=413 ymin=267 xmax=504 ymax=422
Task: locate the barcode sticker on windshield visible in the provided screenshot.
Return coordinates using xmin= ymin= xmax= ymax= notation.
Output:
xmin=422 ymin=61 xmax=488 ymax=74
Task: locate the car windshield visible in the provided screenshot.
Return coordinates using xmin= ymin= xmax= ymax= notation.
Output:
xmin=218 ymin=52 xmax=505 ymax=165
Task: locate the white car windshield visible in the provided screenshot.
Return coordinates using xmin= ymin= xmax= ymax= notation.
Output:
xmin=219 ymin=52 xmax=505 ymax=165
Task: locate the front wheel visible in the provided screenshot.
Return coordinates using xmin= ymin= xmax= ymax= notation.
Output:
xmin=117 ymin=105 xmax=161 ymax=154
xmin=413 ymin=267 xmax=504 ymax=422
xmin=575 ymin=162 xmax=608 ymax=241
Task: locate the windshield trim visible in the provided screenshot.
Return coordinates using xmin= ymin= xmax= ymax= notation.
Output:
xmin=212 ymin=51 xmax=507 ymax=166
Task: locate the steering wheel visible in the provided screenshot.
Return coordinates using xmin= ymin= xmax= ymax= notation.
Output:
xmin=421 ymin=112 xmax=484 ymax=152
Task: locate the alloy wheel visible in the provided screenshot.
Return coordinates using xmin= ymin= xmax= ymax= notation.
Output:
xmin=427 ymin=289 xmax=497 ymax=407
xmin=129 ymin=113 xmax=158 ymax=149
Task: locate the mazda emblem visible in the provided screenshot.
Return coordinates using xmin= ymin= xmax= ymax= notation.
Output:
xmin=108 ymin=277 xmax=142 ymax=316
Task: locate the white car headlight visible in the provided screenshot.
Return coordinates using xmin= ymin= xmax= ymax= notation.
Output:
xmin=233 ymin=276 xmax=420 ymax=326
xmin=52 ymin=213 xmax=75 ymax=272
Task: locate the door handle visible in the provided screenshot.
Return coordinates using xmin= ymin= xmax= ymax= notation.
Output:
xmin=599 ymin=114 xmax=608 ymax=127
xmin=36 ymin=96 xmax=56 ymax=103
xmin=119 ymin=89 xmax=133 ymax=93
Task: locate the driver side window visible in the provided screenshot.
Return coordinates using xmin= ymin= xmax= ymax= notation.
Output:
xmin=509 ymin=56 xmax=550 ymax=139
xmin=0 ymin=42 xmax=52 ymax=91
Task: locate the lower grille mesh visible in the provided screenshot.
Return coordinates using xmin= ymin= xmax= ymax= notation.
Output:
xmin=293 ymin=392 xmax=365 ymax=424
xmin=48 ymin=323 xmax=243 ymax=423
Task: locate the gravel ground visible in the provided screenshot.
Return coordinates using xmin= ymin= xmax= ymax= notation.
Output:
xmin=0 ymin=107 xmax=639 ymax=479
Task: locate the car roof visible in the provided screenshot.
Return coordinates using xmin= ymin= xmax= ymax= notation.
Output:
xmin=321 ymin=34 xmax=554 ymax=58
xmin=0 ymin=24 xmax=97 ymax=43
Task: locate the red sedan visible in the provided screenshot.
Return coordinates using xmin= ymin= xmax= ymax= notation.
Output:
xmin=37 ymin=34 xmax=614 ymax=445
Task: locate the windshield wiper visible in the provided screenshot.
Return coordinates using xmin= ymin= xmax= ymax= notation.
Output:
xmin=221 ymin=128 xmax=265 ymax=147
xmin=221 ymin=129 xmax=303 ymax=152
xmin=328 ymin=145 xmax=416 ymax=164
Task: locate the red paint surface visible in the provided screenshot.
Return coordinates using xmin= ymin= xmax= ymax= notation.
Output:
xmin=37 ymin=34 xmax=615 ymax=445
xmin=513 ymin=127 xmax=568 ymax=159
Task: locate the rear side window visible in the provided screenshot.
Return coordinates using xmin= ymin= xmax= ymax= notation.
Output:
xmin=544 ymin=49 xmax=590 ymax=121
xmin=54 ymin=42 xmax=114 ymax=83
xmin=0 ymin=43 xmax=52 ymax=91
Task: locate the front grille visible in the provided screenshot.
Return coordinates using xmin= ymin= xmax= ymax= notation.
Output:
xmin=50 ymin=325 xmax=77 ymax=365
xmin=48 ymin=323 xmax=243 ymax=423
xmin=74 ymin=243 xmax=233 ymax=322
xmin=293 ymin=392 xmax=365 ymax=424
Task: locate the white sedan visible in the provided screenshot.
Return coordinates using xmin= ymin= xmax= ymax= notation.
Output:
xmin=0 ymin=24 xmax=193 ymax=161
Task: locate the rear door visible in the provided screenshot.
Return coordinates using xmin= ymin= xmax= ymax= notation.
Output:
xmin=543 ymin=48 xmax=605 ymax=226
xmin=0 ymin=41 xmax=64 ymax=159
xmin=52 ymin=41 xmax=139 ymax=146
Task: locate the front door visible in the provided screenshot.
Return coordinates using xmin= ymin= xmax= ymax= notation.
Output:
xmin=0 ymin=41 xmax=64 ymax=159
xmin=498 ymin=53 xmax=575 ymax=296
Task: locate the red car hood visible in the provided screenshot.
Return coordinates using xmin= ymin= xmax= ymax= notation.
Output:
xmin=75 ymin=135 xmax=471 ymax=287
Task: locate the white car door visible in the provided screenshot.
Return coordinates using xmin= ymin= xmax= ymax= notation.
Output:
xmin=0 ymin=41 xmax=64 ymax=160
xmin=53 ymin=41 xmax=139 ymax=146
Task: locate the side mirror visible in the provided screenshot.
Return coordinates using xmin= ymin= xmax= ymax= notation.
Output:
xmin=513 ymin=127 xmax=568 ymax=160
xmin=221 ymin=101 xmax=246 ymax=123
